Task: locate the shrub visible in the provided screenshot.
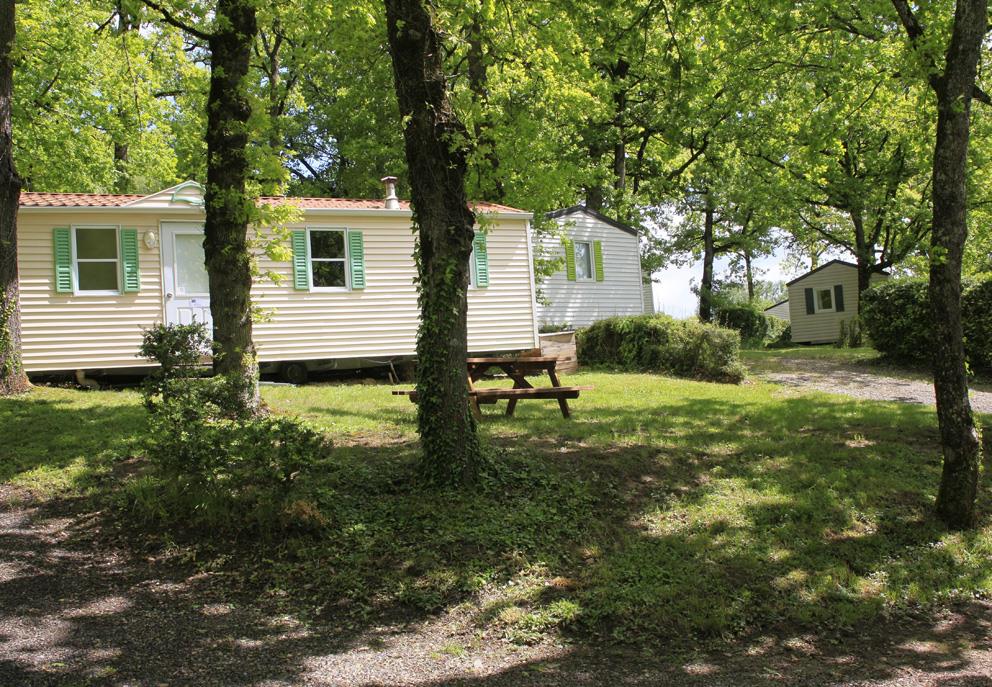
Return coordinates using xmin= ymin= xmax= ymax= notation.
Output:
xmin=765 ymin=319 xmax=792 ymax=348
xmin=861 ymin=275 xmax=992 ymax=370
xmin=962 ymin=276 xmax=992 ymax=370
xmin=860 ymin=280 xmax=931 ymax=362
xmin=713 ymin=302 xmax=770 ymax=345
xmin=836 ymin=315 xmax=864 ymax=349
xmin=126 ymin=324 xmax=330 ymax=536
xmin=577 ymin=314 xmax=746 ymax=383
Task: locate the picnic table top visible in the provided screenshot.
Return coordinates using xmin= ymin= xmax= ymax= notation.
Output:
xmin=392 ymin=386 xmax=592 ymax=397
xmin=466 ymin=356 xmax=560 ymax=365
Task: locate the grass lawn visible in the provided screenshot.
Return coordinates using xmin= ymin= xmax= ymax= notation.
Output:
xmin=741 ymin=346 xmax=881 ymax=364
xmin=2 ymin=372 xmax=991 ymax=648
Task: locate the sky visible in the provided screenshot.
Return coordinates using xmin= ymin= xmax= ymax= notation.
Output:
xmin=649 ymin=247 xmax=796 ymax=317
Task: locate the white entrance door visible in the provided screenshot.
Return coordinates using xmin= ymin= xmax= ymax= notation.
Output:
xmin=161 ymin=223 xmax=212 ymax=328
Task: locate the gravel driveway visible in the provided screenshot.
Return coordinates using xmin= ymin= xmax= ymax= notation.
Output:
xmin=3 ymin=485 xmax=992 ymax=686
xmin=751 ymin=356 xmax=992 ymax=414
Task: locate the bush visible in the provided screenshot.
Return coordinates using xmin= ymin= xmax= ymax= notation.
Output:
xmin=837 ymin=315 xmax=864 ymax=349
xmin=713 ymin=302 xmax=770 ymax=345
xmin=860 ymin=280 xmax=931 ymax=362
xmin=765 ymin=319 xmax=792 ymax=348
xmin=126 ymin=324 xmax=330 ymax=536
xmin=861 ymin=275 xmax=992 ymax=370
xmin=577 ymin=314 xmax=746 ymax=383
xmin=962 ymin=276 xmax=992 ymax=370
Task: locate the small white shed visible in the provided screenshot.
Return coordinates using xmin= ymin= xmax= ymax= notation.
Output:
xmin=786 ymin=260 xmax=887 ymax=344
xmin=764 ymin=299 xmax=790 ymax=321
xmin=537 ymin=206 xmax=650 ymax=329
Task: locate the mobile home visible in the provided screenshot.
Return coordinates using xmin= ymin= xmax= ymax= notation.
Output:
xmin=16 ymin=181 xmax=539 ymax=380
xmin=537 ymin=205 xmax=652 ymax=329
xmin=786 ymin=260 xmax=887 ymax=344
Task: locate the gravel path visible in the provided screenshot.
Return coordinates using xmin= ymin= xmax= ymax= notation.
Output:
xmin=752 ymin=357 xmax=992 ymax=413
xmin=2 ymin=485 xmax=992 ymax=686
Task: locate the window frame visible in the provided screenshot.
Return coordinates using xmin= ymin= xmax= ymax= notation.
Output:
xmin=573 ymin=240 xmax=594 ymax=281
xmin=306 ymin=226 xmax=350 ymax=292
xmin=815 ymin=287 xmax=834 ymax=313
xmin=72 ymin=225 xmax=121 ymax=295
xmin=468 ymin=245 xmax=478 ymax=289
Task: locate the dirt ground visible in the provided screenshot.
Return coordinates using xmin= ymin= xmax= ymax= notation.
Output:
xmin=748 ymin=356 xmax=992 ymax=414
xmin=2 ymin=485 xmax=991 ymax=686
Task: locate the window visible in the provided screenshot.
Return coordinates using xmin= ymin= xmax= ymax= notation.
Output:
xmin=308 ymin=228 xmax=348 ymax=289
xmin=74 ymin=227 xmax=119 ymax=293
xmin=574 ymin=241 xmax=593 ymax=280
xmin=816 ymin=287 xmax=834 ymax=312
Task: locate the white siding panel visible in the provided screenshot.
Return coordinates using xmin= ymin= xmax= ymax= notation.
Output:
xmin=765 ymin=301 xmax=790 ymax=321
xmin=18 ymin=212 xmax=164 ymax=372
xmin=537 ymin=211 xmax=646 ymax=328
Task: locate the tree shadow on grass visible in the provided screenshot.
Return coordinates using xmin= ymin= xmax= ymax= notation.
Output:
xmin=0 ymin=393 xmax=146 ymax=488
xmin=3 ymin=384 xmax=992 ymax=684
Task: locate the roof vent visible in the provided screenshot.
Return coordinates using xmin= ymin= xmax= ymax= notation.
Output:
xmin=381 ymin=176 xmax=400 ymax=209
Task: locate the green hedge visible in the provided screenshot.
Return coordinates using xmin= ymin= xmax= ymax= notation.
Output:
xmin=860 ymin=275 xmax=992 ymax=370
xmin=713 ymin=303 xmax=770 ymax=344
xmin=577 ymin=314 xmax=746 ymax=383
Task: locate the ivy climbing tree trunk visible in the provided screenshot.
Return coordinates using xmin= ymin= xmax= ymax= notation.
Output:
xmin=383 ymin=0 xmax=484 ymax=486
xmin=203 ymin=0 xmax=260 ymax=415
xmin=0 ymin=0 xmax=28 ymax=396
xmin=892 ymin=0 xmax=985 ymax=529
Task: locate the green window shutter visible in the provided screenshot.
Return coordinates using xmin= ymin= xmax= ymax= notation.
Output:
xmin=564 ymin=239 xmax=576 ymax=281
xmin=291 ymin=230 xmax=309 ymax=290
xmin=53 ymin=227 xmax=72 ymax=293
xmin=593 ymin=240 xmax=605 ymax=281
xmin=834 ymin=284 xmax=845 ymax=312
xmin=473 ymin=232 xmax=489 ymax=287
xmin=804 ymin=287 xmax=815 ymax=315
xmin=120 ymin=228 xmax=140 ymax=293
xmin=348 ymin=230 xmax=366 ymax=290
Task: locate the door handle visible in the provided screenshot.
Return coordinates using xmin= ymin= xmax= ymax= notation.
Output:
xmin=166 ymin=292 xmax=174 ymax=300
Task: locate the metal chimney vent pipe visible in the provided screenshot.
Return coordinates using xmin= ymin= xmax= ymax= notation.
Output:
xmin=381 ymin=176 xmax=400 ymax=209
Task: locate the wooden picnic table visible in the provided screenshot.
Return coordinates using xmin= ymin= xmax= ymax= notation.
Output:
xmin=393 ymin=356 xmax=592 ymax=419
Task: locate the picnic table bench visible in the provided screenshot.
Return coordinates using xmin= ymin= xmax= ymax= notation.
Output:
xmin=393 ymin=356 xmax=592 ymax=419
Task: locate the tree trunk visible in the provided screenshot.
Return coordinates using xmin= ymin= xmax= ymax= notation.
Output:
xmin=925 ymin=0 xmax=986 ymax=529
xmin=384 ymin=0 xmax=484 ymax=486
xmin=743 ymin=247 xmax=754 ymax=301
xmin=113 ymin=139 xmax=130 ymax=194
xmin=611 ymin=58 xmax=629 ymax=193
xmin=698 ymin=197 xmax=716 ymax=323
xmin=466 ymin=14 xmax=504 ymax=202
xmin=0 ymin=0 xmax=27 ymax=396
xmin=204 ymin=0 xmax=260 ymax=415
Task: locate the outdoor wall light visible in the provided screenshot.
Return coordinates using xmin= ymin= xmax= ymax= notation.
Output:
xmin=144 ymin=231 xmax=159 ymax=249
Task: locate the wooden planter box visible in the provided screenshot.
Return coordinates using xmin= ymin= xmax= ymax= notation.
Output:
xmin=538 ymin=331 xmax=578 ymax=374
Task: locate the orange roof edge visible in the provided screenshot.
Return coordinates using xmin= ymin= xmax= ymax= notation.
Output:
xmin=19 ymin=191 xmax=529 ymax=214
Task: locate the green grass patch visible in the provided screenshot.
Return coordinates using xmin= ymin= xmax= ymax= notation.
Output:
xmin=0 ymin=386 xmax=145 ymax=495
xmin=3 ymin=373 xmax=991 ymax=647
xmin=741 ymin=346 xmax=881 ymax=362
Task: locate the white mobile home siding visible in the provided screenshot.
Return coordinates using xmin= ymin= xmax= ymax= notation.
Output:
xmin=787 ymin=262 xmax=886 ymax=343
xmin=17 ymin=208 xmax=537 ymax=372
xmin=764 ymin=300 xmax=790 ymax=321
xmin=252 ymin=216 xmax=537 ymax=361
xmin=537 ymin=211 xmax=645 ymax=329
xmin=17 ymin=210 xmax=166 ymax=372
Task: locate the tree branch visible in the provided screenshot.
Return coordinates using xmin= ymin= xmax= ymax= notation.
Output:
xmin=140 ymin=0 xmax=211 ymax=41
